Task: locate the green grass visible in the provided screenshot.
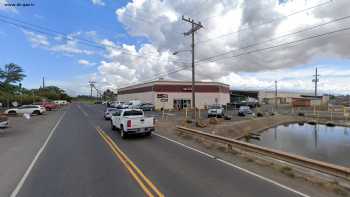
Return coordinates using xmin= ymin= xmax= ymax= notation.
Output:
xmin=74 ymin=99 xmax=96 ymax=104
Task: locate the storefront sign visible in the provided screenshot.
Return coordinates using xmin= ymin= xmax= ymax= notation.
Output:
xmin=160 ymin=98 xmax=168 ymax=102
xmin=157 ymin=94 xmax=168 ymax=98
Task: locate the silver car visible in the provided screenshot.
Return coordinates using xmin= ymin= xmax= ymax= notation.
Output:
xmin=104 ymin=108 xmax=118 ymax=120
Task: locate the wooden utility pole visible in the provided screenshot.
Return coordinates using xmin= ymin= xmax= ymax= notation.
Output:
xmin=182 ymin=15 xmax=203 ymax=122
xmin=88 ymin=80 xmax=96 ymax=98
xmin=312 ymin=67 xmax=320 ymax=96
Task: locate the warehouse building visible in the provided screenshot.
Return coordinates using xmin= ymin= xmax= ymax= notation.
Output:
xmin=117 ymin=80 xmax=230 ymax=110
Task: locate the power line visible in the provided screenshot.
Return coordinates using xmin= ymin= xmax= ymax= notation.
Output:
xmin=118 ymin=25 xmax=350 ymax=90
xmin=196 ymin=14 xmax=350 ymax=63
xmin=0 ymin=14 xmax=189 ymax=65
xmin=195 ymin=0 xmax=332 ymax=45
xmin=196 ymin=25 xmax=350 ymax=64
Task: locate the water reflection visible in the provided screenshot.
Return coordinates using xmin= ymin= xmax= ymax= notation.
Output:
xmin=249 ymin=124 xmax=350 ymax=167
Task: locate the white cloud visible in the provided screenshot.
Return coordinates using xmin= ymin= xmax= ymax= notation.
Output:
xmin=218 ymin=65 xmax=350 ymax=95
xmin=97 ymin=40 xmax=178 ymax=90
xmin=23 ymin=30 xmax=50 ymax=47
xmin=91 ymin=0 xmax=105 ymax=6
xmin=50 ymin=40 xmax=94 ymax=55
xmin=78 ymin=59 xmax=96 ymax=66
xmin=20 ymin=0 xmax=350 ymax=95
xmin=23 ymin=31 xmax=95 ymax=55
xmin=91 ymin=0 xmax=350 ymax=94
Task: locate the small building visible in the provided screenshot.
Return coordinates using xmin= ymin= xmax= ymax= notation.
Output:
xmin=258 ymin=91 xmax=305 ymax=104
xmin=291 ymin=96 xmax=328 ymax=107
xmin=117 ymin=80 xmax=230 ymax=110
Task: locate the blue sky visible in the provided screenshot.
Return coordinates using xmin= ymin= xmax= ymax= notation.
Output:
xmin=1 ymin=0 xmax=350 ymax=95
xmin=0 ymin=0 xmax=141 ymax=91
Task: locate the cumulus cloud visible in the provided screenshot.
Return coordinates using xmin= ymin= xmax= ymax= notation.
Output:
xmin=219 ymin=65 xmax=350 ymax=94
xmin=92 ymin=0 xmax=350 ymax=94
xmin=97 ymin=39 xmax=180 ymax=90
xmin=91 ymin=0 xmax=105 ymax=6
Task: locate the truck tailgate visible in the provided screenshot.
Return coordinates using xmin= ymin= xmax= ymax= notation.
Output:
xmin=129 ymin=117 xmax=154 ymax=129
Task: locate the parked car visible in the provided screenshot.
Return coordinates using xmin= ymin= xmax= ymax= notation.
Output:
xmin=207 ymin=105 xmax=225 ymax=118
xmin=35 ymin=102 xmax=58 ymax=111
xmin=110 ymin=101 xmax=127 ymax=109
xmin=43 ymin=102 xmax=58 ymax=111
xmin=238 ymin=106 xmax=253 ymax=116
xmin=138 ymin=103 xmax=155 ymax=111
xmin=4 ymin=105 xmax=46 ymax=115
xmin=104 ymin=107 xmax=118 ymax=120
xmin=0 ymin=114 xmax=8 ymax=128
xmin=111 ymin=109 xmax=154 ymax=138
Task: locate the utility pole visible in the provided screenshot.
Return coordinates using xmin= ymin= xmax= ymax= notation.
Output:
xmin=275 ymin=80 xmax=278 ymax=111
xmin=182 ymin=15 xmax=203 ymax=122
xmin=312 ymin=67 xmax=320 ymax=96
xmin=88 ymin=80 xmax=96 ymax=98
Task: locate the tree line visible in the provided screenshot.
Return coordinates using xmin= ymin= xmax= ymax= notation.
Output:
xmin=0 ymin=63 xmax=71 ymax=107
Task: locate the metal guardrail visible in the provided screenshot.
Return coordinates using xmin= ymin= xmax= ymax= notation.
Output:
xmin=176 ymin=126 xmax=350 ymax=180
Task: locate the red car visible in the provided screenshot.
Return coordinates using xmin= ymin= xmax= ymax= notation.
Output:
xmin=36 ymin=102 xmax=58 ymax=111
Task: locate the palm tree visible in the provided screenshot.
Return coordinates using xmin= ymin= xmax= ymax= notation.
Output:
xmin=0 ymin=63 xmax=26 ymax=107
xmin=0 ymin=63 xmax=26 ymax=86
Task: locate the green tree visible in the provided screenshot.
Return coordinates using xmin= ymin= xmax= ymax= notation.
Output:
xmin=0 ymin=63 xmax=26 ymax=86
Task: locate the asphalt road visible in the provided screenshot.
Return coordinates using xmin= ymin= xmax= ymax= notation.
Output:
xmin=0 ymin=109 xmax=65 ymax=197
xmin=14 ymin=103 xmax=307 ymax=197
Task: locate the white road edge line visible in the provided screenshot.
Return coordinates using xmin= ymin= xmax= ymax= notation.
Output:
xmin=153 ymin=133 xmax=310 ymax=197
xmin=10 ymin=111 xmax=67 ymax=197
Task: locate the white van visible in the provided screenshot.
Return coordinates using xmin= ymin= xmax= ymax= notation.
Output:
xmin=127 ymin=100 xmax=142 ymax=109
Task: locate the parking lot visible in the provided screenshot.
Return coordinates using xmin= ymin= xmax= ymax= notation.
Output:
xmin=0 ymin=107 xmax=67 ymax=197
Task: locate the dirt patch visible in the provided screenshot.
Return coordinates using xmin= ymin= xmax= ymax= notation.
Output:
xmin=185 ymin=115 xmax=305 ymax=139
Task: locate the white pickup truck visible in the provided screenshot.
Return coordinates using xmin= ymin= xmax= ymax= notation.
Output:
xmin=110 ymin=109 xmax=154 ymax=138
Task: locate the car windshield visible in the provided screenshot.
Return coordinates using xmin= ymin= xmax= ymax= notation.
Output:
xmin=124 ymin=110 xmax=143 ymax=116
xmin=209 ymin=105 xmax=221 ymax=109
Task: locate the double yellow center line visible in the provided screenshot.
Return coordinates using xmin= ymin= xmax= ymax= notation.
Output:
xmin=96 ymin=127 xmax=164 ymax=197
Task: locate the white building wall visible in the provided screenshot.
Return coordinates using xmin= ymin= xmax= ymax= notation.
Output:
xmin=118 ymin=92 xmax=155 ymax=104
xmin=154 ymin=92 xmax=230 ymax=110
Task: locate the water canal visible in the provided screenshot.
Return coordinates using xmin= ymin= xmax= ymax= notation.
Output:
xmin=248 ymin=123 xmax=350 ymax=167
